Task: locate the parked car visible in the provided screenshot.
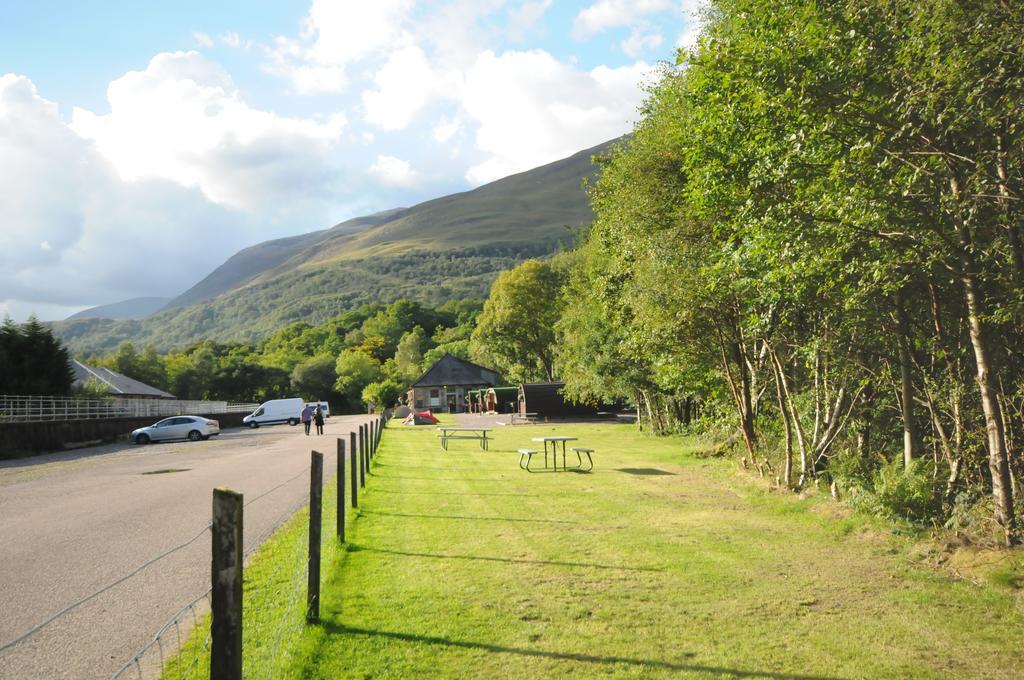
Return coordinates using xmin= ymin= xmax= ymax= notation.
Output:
xmin=132 ymin=416 xmax=220 ymax=444
xmin=305 ymin=401 xmax=331 ymax=418
xmin=242 ymin=398 xmax=304 ymax=428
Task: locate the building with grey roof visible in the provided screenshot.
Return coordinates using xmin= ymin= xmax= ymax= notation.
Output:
xmin=71 ymin=360 xmax=176 ymax=399
xmin=406 ymin=354 xmax=498 ymax=413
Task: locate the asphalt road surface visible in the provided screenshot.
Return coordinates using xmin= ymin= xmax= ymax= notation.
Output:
xmin=0 ymin=415 xmax=369 ymax=680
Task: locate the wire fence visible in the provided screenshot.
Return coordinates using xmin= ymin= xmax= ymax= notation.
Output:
xmin=107 ymin=468 xmax=321 ymax=680
xmin=0 ymin=395 xmax=258 ymax=423
xmin=0 ymin=416 xmax=383 ymax=680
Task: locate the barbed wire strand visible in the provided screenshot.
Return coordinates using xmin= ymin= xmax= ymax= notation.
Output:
xmin=244 ymin=464 xmax=313 ymax=509
xmin=108 ymin=588 xmax=212 ymax=679
xmin=0 ymin=521 xmax=213 ymax=654
xmin=108 ymin=476 xmax=323 ymax=678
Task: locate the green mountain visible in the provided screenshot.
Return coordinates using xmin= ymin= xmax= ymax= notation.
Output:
xmin=52 ymin=139 xmax=613 ymax=356
xmin=66 ymin=296 xmax=171 ymax=321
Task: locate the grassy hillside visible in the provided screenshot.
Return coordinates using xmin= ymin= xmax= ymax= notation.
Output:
xmin=52 ymin=140 xmax=613 ymax=355
xmin=66 ymin=296 xmax=171 ymax=320
xmin=163 ymin=208 xmax=406 ymax=310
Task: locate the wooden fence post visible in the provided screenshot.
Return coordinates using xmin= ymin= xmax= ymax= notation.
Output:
xmin=336 ymin=438 xmax=345 ymax=542
xmin=370 ymin=420 xmax=376 ymax=458
xmin=358 ymin=426 xmax=366 ymax=488
xmin=367 ymin=421 xmax=373 ymax=462
xmin=211 ymin=488 xmax=243 ymax=680
xmin=307 ymin=450 xmax=323 ymax=623
xmin=349 ymin=431 xmax=358 ymax=508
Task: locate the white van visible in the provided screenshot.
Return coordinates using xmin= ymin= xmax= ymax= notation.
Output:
xmin=243 ymin=398 xmax=304 ymax=428
xmin=306 ymin=401 xmax=331 ymax=418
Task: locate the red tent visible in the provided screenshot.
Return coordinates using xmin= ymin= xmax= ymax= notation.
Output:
xmin=402 ymin=410 xmax=439 ymax=425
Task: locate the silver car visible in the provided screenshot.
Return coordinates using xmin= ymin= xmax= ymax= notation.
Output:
xmin=131 ymin=416 xmax=220 ymax=444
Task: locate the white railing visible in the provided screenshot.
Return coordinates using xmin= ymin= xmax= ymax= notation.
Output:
xmin=0 ymin=395 xmax=259 ymax=423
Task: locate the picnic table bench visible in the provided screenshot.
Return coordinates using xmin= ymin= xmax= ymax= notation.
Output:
xmin=437 ymin=427 xmax=491 ymax=451
xmin=518 ymin=440 xmax=594 ymax=472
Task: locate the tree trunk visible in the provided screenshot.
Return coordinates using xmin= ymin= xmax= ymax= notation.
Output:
xmin=771 ymin=351 xmax=794 ymax=488
xmin=958 ymin=222 xmax=1018 ymax=545
xmin=718 ymin=332 xmax=757 ymax=461
xmin=770 ymin=347 xmax=809 ymax=488
xmin=894 ymin=289 xmax=920 ymax=470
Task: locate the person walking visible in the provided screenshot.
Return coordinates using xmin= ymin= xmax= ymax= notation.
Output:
xmin=314 ymin=405 xmax=325 ymax=435
xmin=300 ymin=403 xmax=313 ymax=435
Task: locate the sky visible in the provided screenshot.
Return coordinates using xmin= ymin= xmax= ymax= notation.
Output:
xmin=0 ymin=1 xmax=699 ymax=322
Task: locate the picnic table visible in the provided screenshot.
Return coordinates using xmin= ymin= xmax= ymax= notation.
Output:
xmin=530 ymin=436 xmax=579 ymax=470
xmin=437 ymin=427 xmax=492 ymax=451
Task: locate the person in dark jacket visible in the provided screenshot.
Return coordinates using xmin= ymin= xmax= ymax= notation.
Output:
xmin=300 ymin=404 xmax=313 ymax=435
xmin=314 ymin=405 xmax=325 ymax=435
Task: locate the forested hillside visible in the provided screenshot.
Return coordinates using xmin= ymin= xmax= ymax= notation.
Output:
xmin=51 ymin=141 xmax=609 ymax=355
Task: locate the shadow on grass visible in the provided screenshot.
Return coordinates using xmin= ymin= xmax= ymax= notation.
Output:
xmin=359 ymin=509 xmax=576 ymax=524
xmin=348 ymin=544 xmax=662 ymax=572
xmin=369 ymin=489 xmax=539 ymax=498
xmin=616 ymin=468 xmax=676 ymax=476
xmin=370 ymin=474 xmax=513 ymax=482
xmin=313 ymin=622 xmax=843 ymax=679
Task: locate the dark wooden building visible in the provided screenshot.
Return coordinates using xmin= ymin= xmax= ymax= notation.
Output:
xmin=517 ymin=382 xmax=599 ymax=417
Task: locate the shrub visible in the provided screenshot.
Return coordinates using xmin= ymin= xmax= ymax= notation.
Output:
xmin=866 ymin=458 xmax=944 ymax=526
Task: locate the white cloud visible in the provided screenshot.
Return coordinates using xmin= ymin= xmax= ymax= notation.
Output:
xmin=362 ymin=46 xmax=443 ymax=131
xmin=0 ymin=74 xmax=243 ymax=315
xmin=304 ymin=0 xmax=414 ymax=66
xmin=266 ymin=0 xmax=415 ymax=94
xmin=460 ymin=51 xmax=650 ymax=184
xmin=507 ymin=0 xmax=553 ymax=42
xmin=369 ymin=155 xmax=419 ymax=187
xmin=432 ymin=116 xmax=462 ymax=144
xmin=70 ymin=51 xmax=346 ymax=214
xmin=220 ymin=32 xmax=242 ymax=48
xmin=0 ymin=299 xmax=88 ymax=323
xmin=0 ymin=71 xmax=367 ymax=320
xmin=622 ymin=29 xmax=663 ymax=57
xmin=193 ymin=32 xmax=214 ymax=48
xmin=572 ymin=0 xmax=672 ymax=39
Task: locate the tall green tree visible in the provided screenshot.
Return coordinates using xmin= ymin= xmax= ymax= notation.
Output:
xmin=470 ymin=259 xmax=564 ymax=382
xmin=0 ymin=317 xmax=75 ymax=396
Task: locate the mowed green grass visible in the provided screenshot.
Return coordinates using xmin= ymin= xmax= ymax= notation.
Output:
xmin=275 ymin=420 xmax=1023 ymax=679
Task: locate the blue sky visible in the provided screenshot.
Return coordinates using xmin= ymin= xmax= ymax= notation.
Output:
xmin=0 ymin=1 xmax=698 ymax=321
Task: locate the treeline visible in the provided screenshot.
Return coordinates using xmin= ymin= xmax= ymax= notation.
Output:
xmin=0 ymin=318 xmax=75 ymax=396
xmin=87 ymin=300 xmax=481 ymax=413
xmin=476 ymin=1 xmax=1024 ymax=545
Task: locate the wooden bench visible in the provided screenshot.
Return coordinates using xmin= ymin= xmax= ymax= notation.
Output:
xmin=510 ymin=412 xmax=538 ymax=425
xmin=517 ymin=449 xmax=540 ymax=471
xmin=437 ymin=427 xmax=491 ymax=451
xmin=570 ymin=447 xmax=594 ymax=472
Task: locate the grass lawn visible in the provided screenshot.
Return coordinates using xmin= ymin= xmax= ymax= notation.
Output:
xmin=266 ymin=419 xmax=1024 ymax=679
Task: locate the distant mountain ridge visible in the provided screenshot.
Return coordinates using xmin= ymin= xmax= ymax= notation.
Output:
xmin=66 ymin=297 xmax=171 ymax=321
xmin=51 ymin=139 xmax=617 ymax=355
xmin=163 ymin=208 xmax=406 ymax=310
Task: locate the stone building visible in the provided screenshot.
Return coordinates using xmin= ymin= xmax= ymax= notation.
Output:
xmin=406 ymin=354 xmax=498 ymax=413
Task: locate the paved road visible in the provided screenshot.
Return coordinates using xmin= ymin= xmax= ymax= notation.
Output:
xmin=0 ymin=416 xmax=369 ymax=680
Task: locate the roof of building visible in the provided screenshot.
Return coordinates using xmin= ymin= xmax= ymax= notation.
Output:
xmin=411 ymin=354 xmax=499 ymax=388
xmin=71 ymin=360 xmax=177 ymax=399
